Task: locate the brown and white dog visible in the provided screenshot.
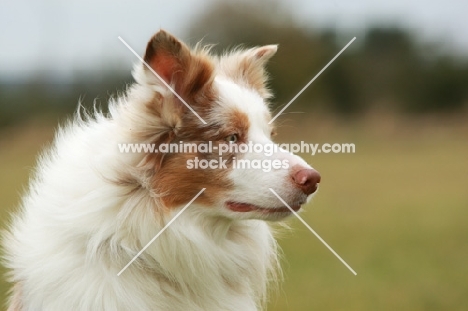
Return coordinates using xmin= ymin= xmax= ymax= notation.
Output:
xmin=3 ymin=30 xmax=320 ymax=311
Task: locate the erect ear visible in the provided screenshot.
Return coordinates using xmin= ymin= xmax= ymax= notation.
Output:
xmin=224 ymin=45 xmax=278 ymax=98
xmin=247 ymin=45 xmax=278 ymax=62
xmin=142 ymin=30 xmax=214 ymax=99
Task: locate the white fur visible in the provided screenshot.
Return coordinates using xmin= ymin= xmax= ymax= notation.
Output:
xmin=213 ymin=77 xmax=313 ymax=219
xmin=3 ymin=47 xmax=314 ymax=310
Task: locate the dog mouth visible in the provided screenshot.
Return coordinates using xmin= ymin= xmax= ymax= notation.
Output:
xmin=226 ymin=201 xmax=303 ymax=214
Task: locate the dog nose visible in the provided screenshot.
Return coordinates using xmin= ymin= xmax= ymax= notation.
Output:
xmin=292 ymin=169 xmax=321 ymax=195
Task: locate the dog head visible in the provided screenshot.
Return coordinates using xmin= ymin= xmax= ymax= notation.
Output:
xmin=131 ymin=30 xmax=320 ymax=221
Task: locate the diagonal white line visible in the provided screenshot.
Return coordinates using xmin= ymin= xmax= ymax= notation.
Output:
xmin=269 ymin=188 xmax=357 ymax=275
xmin=269 ymin=37 xmax=356 ymax=124
xmin=118 ymin=36 xmax=207 ymax=125
xmin=117 ymin=188 xmax=206 ymax=276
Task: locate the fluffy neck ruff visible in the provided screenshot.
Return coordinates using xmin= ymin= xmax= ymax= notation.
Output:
xmin=112 ymin=204 xmax=279 ymax=310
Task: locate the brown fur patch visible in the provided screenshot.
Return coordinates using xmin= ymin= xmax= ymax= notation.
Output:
xmin=230 ymin=109 xmax=250 ymax=135
xmin=150 ymin=109 xmax=251 ymax=210
xmin=153 ymin=151 xmax=232 ymax=208
xmin=144 ymin=30 xmax=186 ymax=84
xmin=138 ymin=30 xmax=219 ymax=152
xmin=209 ymin=108 xmax=250 ymax=143
xmin=144 ymin=30 xmax=215 ymax=105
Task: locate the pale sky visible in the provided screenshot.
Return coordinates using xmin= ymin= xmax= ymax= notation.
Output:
xmin=1 ymin=0 xmax=467 ymax=80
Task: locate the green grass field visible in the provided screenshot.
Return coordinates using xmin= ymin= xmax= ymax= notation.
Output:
xmin=0 ymin=118 xmax=467 ymax=310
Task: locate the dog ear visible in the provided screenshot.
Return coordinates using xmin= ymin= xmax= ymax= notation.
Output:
xmin=143 ymin=30 xmax=189 ymax=85
xmin=242 ymin=45 xmax=277 ymax=97
xmin=247 ymin=45 xmax=278 ymax=63
xmin=222 ymin=45 xmax=278 ymax=98
xmin=142 ymin=30 xmax=214 ymax=99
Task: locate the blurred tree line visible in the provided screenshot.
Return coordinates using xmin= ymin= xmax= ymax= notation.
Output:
xmin=0 ymin=74 xmax=130 ymax=128
xmin=1 ymin=0 xmax=467 ymax=129
xmin=188 ymin=1 xmax=468 ymax=116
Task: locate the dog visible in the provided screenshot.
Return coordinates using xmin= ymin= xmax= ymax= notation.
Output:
xmin=3 ymin=30 xmax=320 ymax=311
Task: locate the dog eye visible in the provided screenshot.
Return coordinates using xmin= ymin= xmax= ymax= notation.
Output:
xmin=225 ymin=134 xmax=238 ymax=143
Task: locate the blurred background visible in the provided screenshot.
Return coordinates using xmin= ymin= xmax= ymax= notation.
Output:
xmin=0 ymin=0 xmax=467 ymax=310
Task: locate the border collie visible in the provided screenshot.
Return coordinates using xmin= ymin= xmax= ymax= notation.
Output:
xmin=3 ymin=30 xmax=320 ymax=311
